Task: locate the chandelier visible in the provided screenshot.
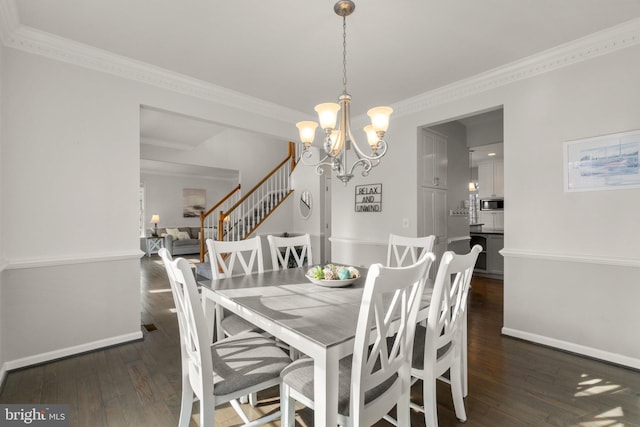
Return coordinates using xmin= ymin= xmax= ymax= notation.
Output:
xmin=295 ymin=0 xmax=392 ymax=185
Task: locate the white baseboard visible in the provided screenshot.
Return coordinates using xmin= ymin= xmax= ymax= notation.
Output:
xmin=502 ymin=327 xmax=640 ymax=370
xmin=3 ymin=331 xmax=143 ymax=372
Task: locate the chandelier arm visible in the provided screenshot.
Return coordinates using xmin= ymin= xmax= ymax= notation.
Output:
xmin=350 ymin=138 xmax=388 ymax=161
xmin=346 ymin=157 xmax=374 ymax=177
xmin=300 ymin=148 xmax=336 ymax=177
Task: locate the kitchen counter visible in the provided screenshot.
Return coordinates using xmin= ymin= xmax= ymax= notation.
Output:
xmin=470 ymin=226 xmax=504 ymax=235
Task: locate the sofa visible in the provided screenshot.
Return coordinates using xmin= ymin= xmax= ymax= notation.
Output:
xmin=157 ymin=227 xmax=202 ymax=256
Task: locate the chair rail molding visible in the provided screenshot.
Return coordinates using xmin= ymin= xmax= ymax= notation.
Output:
xmin=5 ymin=250 xmax=145 ymax=270
xmin=500 ymin=248 xmax=640 ymax=268
xmin=329 ymin=236 xmax=388 ymax=247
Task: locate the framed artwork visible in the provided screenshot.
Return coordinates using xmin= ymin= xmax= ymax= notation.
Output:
xmin=564 ymin=129 xmax=640 ymax=192
xmin=183 ymin=188 xmax=206 ymax=217
xmin=355 ymin=184 xmax=382 ymax=212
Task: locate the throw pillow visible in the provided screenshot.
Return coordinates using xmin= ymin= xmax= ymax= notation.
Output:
xmin=166 ymin=228 xmax=180 ymax=239
xmin=177 ymin=231 xmax=191 ymax=240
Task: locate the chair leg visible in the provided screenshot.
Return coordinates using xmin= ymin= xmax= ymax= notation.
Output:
xmin=450 ymin=353 xmax=467 ymax=422
xmin=248 ymin=392 xmax=258 ymax=407
xmin=178 ymin=368 xmax=194 ymax=427
xmin=199 ymin=396 xmax=215 ymax=427
xmin=423 ymin=373 xmax=439 ymax=427
xmin=396 ymin=388 xmax=411 ymax=427
xmin=280 ymin=383 xmax=296 ymax=427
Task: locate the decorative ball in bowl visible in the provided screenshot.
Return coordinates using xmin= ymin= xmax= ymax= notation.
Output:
xmin=306 ymin=264 xmax=360 ymax=288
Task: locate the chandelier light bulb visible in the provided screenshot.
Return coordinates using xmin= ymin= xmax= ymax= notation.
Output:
xmin=296 ymin=121 xmax=318 ymax=147
xmin=314 ymin=103 xmax=341 ymax=130
xmin=363 ymin=125 xmax=379 ymax=149
xmin=367 ymin=106 xmax=393 ymax=133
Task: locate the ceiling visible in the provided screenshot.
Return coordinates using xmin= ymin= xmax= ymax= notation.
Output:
xmin=12 ymin=1 xmax=640 ymax=118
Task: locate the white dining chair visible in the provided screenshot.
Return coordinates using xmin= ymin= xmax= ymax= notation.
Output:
xmin=205 ymin=237 xmax=264 ymax=339
xmin=159 ymin=248 xmax=291 ymax=427
xmin=409 ymin=245 xmax=481 ymax=427
xmin=280 ymin=252 xmax=436 ymax=427
xmin=267 ymin=233 xmax=313 ymax=270
xmin=386 ymin=233 xmax=436 ymax=268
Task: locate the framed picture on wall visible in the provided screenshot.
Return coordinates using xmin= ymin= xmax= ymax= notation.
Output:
xmin=564 ymin=129 xmax=640 ymax=192
xmin=183 ymin=188 xmax=206 ymax=217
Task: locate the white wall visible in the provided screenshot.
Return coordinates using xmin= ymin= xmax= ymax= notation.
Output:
xmin=141 ymin=172 xmax=237 ymax=231
xmin=332 ymin=44 xmax=640 ymax=368
xmin=0 ymin=39 xmax=5 ymax=381
xmin=0 ymin=46 xmax=295 ymax=369
xmin=141 ymin=128 xmax=289 ymax=190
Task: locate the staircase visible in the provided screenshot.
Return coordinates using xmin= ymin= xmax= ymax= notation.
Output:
xmin=196 ymin=142 xmax=298 ymax=277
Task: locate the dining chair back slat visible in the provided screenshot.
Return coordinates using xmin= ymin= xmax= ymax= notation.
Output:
xmin=386 ymin=234 xmax=436 ymax=268
xmin=205 ymin=236 xmax=264 ymax=279
xmin=267 ymin=234 xmax=313 ymax=270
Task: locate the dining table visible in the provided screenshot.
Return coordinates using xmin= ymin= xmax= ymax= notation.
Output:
xmin=198 ymin=265 xmax=434 ymax=427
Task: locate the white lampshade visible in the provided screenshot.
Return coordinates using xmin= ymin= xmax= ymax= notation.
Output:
xmin=296 ymin=121 xmax=318 ymax=147
xmin=314 ymin=103 xmax=341 ymax=130
xmin=150 ymin=214 xmax=160 ymax=224
xmin=363 ymin=125 xmax=378 ymax=149
xmin=367 ymin=106 xmax=393 ymax=133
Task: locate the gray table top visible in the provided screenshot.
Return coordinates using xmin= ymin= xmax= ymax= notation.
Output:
xmin=198 ymin=266 xmax=433 ymax=349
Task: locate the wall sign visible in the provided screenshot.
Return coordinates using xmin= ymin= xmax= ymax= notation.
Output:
xmin=355 ymin=184 xmax=382 ymax=213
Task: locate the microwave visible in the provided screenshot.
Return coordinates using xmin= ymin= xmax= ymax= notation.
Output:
xmin=479 ymin=198 xmax=504 ymax=211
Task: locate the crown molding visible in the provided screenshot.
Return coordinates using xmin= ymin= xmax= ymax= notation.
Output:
xmin=392 ymin=17 xmax=640 ymax=118
xmin=0 ymin=0 xmax=18 ymax=44
xmin=1 ymin=0 xmax=639 ymax=121
xmin=0 ymin=21 xmax=307 ymax=126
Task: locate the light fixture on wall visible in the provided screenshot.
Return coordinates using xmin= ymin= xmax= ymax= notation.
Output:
xmin=295 ymin=0 xmax=392 ymax=185
xmin=150 ymin=214 xmax=160 ymax=236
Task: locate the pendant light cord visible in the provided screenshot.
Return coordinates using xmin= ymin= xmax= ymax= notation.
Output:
xmin=342 ymin=15 xmax=348 ymax=95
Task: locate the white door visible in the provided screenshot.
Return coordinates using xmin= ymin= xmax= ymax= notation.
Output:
xmin=420 ymin=129 xmax=448 ymax=188
xmin=323 ymin=175 xmax=332 ymax=264
xmin=421 ymin=187 xmax=447 ymax=279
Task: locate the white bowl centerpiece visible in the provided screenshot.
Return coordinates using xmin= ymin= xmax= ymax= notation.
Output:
xmin=306 ymin=264 xmax=360 ymax=287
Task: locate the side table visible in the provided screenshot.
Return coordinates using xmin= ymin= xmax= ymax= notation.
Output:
xmin=146 ymin=236 xmax=164 ymax=257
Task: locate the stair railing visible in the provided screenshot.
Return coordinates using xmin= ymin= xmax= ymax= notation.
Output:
xmin=198 ymin=184 xmax=241 ymax=262
xmin=218 ymin=142 xmax=297 ymax=242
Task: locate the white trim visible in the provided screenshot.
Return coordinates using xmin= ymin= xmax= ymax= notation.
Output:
xmin=3 ymin=331 xmax=143 ymax=372
xmin=0 ymin=0 xmax=18 ymax=44
xmin=329 ymin=236 xmax=387 ymax=247
xmin=0 ymin=1 xmax=638 ymax=122
xmin=500 ymin=248 xmax=640 ymax=268
xmin=2 ymin=25 xmax=307 ymax=125
xmin=502 ymin=327 xmax=640 ymax=370
xmin=5 ymin=250 xmax=144 ymax=270
xmin=392 ymin=17 xmax=640 ymax=117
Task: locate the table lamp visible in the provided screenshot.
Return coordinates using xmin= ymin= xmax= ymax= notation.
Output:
xmin=150 ymin=214 xmax=160 ymax=236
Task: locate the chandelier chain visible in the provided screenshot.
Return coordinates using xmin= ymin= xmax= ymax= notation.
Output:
xmin=342 ymin=15 xmax=348 ymax=94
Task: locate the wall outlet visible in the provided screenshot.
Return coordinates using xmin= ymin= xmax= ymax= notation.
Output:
xmin=402 ymin=218 xmax=409 ymax=228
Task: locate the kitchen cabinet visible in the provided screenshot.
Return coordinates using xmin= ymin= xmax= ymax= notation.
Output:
xmin=478 ymin=160 xmax=503 ymax=198
xmin=479 ymin=211 xmax=504 ymax=230
xmin=420 ymin=129 xmax=447 ymax=189
xmin=470 ymin=232 xmax=503 ymax=277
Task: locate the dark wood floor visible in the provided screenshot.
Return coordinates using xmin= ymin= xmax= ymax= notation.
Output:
xmin=1 ymin=255 xmax=639 ymax=426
